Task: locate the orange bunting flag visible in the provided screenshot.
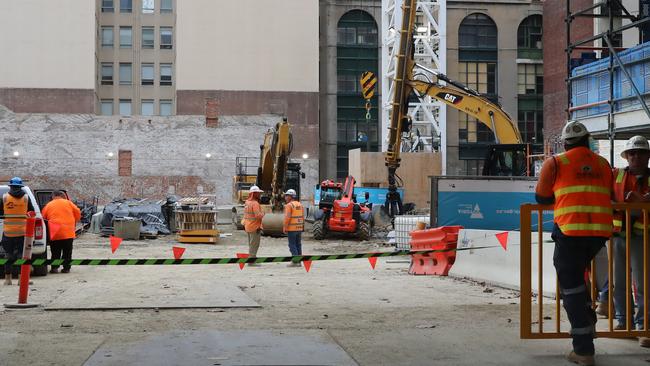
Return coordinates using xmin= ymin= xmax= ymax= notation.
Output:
xmin=303 ymin=260 xmax=312 ymax=273
xmin=236 ymin=253 xmax=249 ymax=270
xmin=496 ymin=232 xmax=509 ymax=251
xmin=172 ymin=246 xmax=185 ymax=260
xmin=368 ymin=256 xmax=378 ymax=270
xmin=109 ymin=236 xmax=123 ymax=253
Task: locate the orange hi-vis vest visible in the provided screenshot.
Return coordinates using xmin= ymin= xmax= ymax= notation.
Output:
xmin=242 ymin=199 xmax=263 ymax=233
xmin=2 ymin=194 xmax=28 ymax=237
xmin=552 ymin=147 xmax=613 ymax=237
xmin=612 ymin=168 xmax=650 ymax=233
xmin=284 ymin=201 xmax=304 ymax=232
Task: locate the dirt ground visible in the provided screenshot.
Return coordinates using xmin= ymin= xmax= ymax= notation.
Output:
xmin=0 ymin=225 xmax=649 ymax=365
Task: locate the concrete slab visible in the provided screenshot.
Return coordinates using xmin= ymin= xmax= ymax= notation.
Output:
xmin=83 ymin=330 xmax=358 ymax=366
xmin=45 ymin=271 xmax=259 ymax=310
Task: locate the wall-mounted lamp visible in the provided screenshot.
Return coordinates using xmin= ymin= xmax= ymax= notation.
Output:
xmin=107 ymin=152 xmax=114 ymax=158
xmin=12 ymin=151 xmax=20 ymax=157
xmin=205 ymin=153 xmax=212 ymax=159
xmin=302 ymin=153 xmax=309 ymax=159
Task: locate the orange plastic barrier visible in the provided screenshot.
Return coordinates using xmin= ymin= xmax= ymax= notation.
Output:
xmin=408 ymin=225 xmax=462 ymax=276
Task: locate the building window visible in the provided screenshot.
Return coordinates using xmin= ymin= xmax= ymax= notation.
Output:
xmin=101 ymin=0 xmax=114 ymax=12
xmin=160 ymin=27 xmax=173 ymax=49
xmin=458 ymin=62 xmax=497 ymax=96
xmin=458 ymin=13 xmax=498 ymax=62
xmin=160 ymin=100 xmax=173 ymax=116
xmin=517 ymin=15 xmax=543 ymax=59
xmin=118 ymin=150 xmax=132 ymax=177
xmin=337 ymin=74 xmax=358 ymax=93
xmin=101 ymin=27 xmax=114 ymax=48
xmin=119 ymin=99 xmax=132 ymax=116
xmin=161 ymin=0 xmax=173 ymax=13
xmin=120 ymin=0 xmax=132 ymax=13
xmin=517 ymin=64 xmax=543 ymax=95
xmin=160 ymin=64 xmax=173 ymax=85
xmin=101 ymin=63 xmax=114 ymax=85
xmin=119 ymin=27 xmax=132 ymax=48
xmin=142 ymin=27 xmax=154 ymax=49
xmin=100 ymin=100 xmax=113 ymax=115
xmin=119 ymin=63 xmax=132 ymax=85
xmin=141 ymin=100 xmax=154 ymax=116
xmin=337 ymin=11 xmax=378 ymax=46
xmin=142 ymin=0 xmax=154 ymax=14
xmin=141 ymin=63 xmax=154 ymax=86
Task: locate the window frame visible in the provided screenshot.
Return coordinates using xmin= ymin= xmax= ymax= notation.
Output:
xmin=160 ymin=63 xmax=173 ymax=86
xmin=119 ymin=63 xmax=132 ymax=85
xmin=101 ymin=0 xmax=114 ymax=12
xmin=141 ymin=27 xmax=155 ymax=49
xmin=101 ymin=26 xmax=114 ymax=48
xmin=119 ymin=27 xmax=133 ymax=49
xmin=101 ymin=62 xmax=114 ymax=85
xmin=161 ymin=0 xmax=173 ymax=13
xmin=119 ymin=99 xmax=132 ymax=116
xmin=160 ymin=100 xmax=173 ymax=116
xmin=141 ymin=63 xmax=155 ymax=86
xmin=141 ymin=100 xmax=154 ymax=116
xmin=100 ymin=99 xmax=114 ymax=116
xmin=160 ymin=27 xmax=173 ymax=49
xmin=142 ymin=0 xmax=154 ymax=14
xmin=120 ymin=0 xmax=132 ymax=13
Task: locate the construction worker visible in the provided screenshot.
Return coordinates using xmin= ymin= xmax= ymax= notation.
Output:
xmin=242 ymin=185 xmax=264 ymax=266
xmin=283 ymin=189 xmax=304 ymax=267
xmin=0 ymin=177 xmax=34 ymax=285
xmin=42 ymin=191 xmax=81 ymax=274
xmin=535 ymin=121 xmax=613 ymax=366
xmin=611 ymin=135 xmax=650 ymax=347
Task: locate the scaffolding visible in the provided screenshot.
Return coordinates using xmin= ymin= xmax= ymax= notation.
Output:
xmin=381 ymin=0 xmax=447 ymax=172
xmin=566 ymin=0 xmax=650 ymax=162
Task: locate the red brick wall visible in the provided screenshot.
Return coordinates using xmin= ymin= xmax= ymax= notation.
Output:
xmin=0 ymin=88 xmax=94 ymax=113
xmin=543 ymin=0 xmax=594 ymax=141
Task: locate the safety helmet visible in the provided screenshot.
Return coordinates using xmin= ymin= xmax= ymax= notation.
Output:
xmin=284 ymin=189 xmax=297 ymax=197
xmin=621 ymin=135 xmax=650 ymax=158
xmin=248 ymin=185 xmax=263 ymax=194
xmin=561 ymin=121 xmax=589 ymax=142
xmin=8 ymin=177 xmax=23 ymax=187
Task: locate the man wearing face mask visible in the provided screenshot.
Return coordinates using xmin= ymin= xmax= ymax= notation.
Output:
xmin=611 ymin=135 xmax=650 ymax=347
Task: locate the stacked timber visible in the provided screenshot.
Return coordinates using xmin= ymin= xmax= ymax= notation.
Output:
xmin=176 ymin=210 xmax=219 ymax=244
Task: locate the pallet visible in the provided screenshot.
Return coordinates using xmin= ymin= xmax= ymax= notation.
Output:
xmin=177 ymin=236 xmax=219 ymax=244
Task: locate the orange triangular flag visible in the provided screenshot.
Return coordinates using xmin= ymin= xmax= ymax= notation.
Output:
xmin=110 ymin=236 xmax=123 ymax=253
xmin=368 ymin=256 xmax=378 ymax=269
xmin=236 ymin=253 xmax=249 ymax=270
xmin=496 ymin=232 xmax=508 ymax=251
xmin=303 ymin=260 xmax=312 ymax=272
xmin=48 ymin=222 xmax=61 ymax=239
xmin=172 ymin=246 xmax=185 ymax=260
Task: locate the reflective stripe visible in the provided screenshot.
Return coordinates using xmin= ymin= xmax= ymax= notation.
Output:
xmin=558 ymin=154 xmax=570 ymax=165
xmin=555 ymin=185 xmax=610 ymax=197
xmin=616 ymin=169 xmax=625 ymax=184
xmin=554 ymin=205 xmax=612 ymax=217
xmin=559 ymin=223 xmax=612 ymax=232
xmin=562 ymin=284 xmax=586 ymax=295
xmin=570 ymin=326 xmax=595 ymax=335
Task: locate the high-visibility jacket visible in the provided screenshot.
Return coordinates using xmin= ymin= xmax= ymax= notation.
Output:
xmin=551 ymin=146 xmax=613 ymax=237
xmin=242 ymin=198 xmax=263 ymax=233
xmin=283 ymin=201 xmax=304 ymax=232
xmin=42 ymin=197 xmax=81 ymax=240
xmin=2 ymin=194 xmax=28 ymax=237
xmin=612 ymin=168 xmax=650 ymax=233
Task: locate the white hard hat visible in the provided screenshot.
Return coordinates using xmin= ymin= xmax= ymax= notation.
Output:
xmin=249 ymin=185 xmax=263 ymax=193
xmin=561 ymin=121 xmax=590 ymax=142
xmin=284 ymin=189 xmax=297 ymax=196
xmin=621 ymin=135 xmax=650 ymax=158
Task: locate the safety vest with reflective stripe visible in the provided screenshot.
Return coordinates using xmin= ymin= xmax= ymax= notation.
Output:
xmin=552 ymin=147 xmax=613 ymax=237
xmin=242 ymin=199 xmax=263 ymax=233
xmin=612 ymin=168 xmax=650 ymax=233
xmin=284 ymin=201 xmax=304 ymax=232
xmin=2 ymin=194 xmax=28 ymax=237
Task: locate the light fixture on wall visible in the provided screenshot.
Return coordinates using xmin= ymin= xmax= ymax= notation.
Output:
xmin=302 ymin=153 xmax=309 ymax=159
xmin=12 ymin=151 xmax=20 ymax=157
xmin=107 ymin=152 xmax=114 ymax=158
xmin=205 ymin=153 xmax=212 ymax=159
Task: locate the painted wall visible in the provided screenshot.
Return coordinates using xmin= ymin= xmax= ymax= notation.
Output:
xmin=0 ymin=0 xmax=95 ymax=89
xmin=176 ymin=0 xmax=318 ymax=92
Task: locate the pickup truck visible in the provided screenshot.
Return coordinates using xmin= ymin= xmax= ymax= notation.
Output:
xmin=0 ymin=185 xmax=48 ymax=276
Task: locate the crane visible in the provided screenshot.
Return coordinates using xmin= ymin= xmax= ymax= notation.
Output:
xmin=384 ymin=0 xmax=525 ymax=217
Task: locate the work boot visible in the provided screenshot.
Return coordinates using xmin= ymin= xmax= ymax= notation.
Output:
xmin=286 ymin=262 xmax=301 ymax=267
xmin=61 ymin=268 xmax=70 ymax=273
xmin=639 ymin=337 xmax=650 ymax=348
xmin=247 ymin=263 xmax=260 ymax=267
xmin=50 ymin=267 xmax=59 ymax=274
xmin=566 ymin=351 xmax=595 ymax=366
xmin=3 ymin=274 xmax=11 ymax=286
xmin=595 ymin=302 xmax=609 ymax=317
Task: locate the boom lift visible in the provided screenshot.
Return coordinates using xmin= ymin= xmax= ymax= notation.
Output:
xmin=384 ymin=0 xmax=529 ymax=216
xmin=231 ymin=118 xmax=303 ymax=235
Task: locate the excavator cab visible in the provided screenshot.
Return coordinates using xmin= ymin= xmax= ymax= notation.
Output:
xmin=482 ymin=144 xmax=530 ymax=176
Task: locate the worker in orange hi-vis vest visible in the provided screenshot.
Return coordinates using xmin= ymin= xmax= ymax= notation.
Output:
xmin=610 ymin=135 xmax=650 ymax=348
xmin=242 ymin=185 xmax=265 ymax=266
xmin=282 ymin=189 xmax=304 ymax=267
xmin=535 ymin=121 xmax=613 ymax=366
xmin=0 ymin=177 xmax=34 ymax=286
xmin=42 ymin=191 xmax=81 ymax=274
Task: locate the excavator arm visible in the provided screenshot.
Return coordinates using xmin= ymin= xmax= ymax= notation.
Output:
xmin=256 ymin=118 xmax=292 ymax=212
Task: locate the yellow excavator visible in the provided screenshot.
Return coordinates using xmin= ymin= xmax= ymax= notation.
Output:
xmin=231 ymin=118 xmax=302 ymax=235
xmin=384 ymin=0 xmax=531 ymax=216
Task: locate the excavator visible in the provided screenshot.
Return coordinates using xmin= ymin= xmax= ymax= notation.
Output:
xmin=231 ymin=118 xmax=303 ymax=235
xmin=384 ymin=0 xmax=530 ymax=216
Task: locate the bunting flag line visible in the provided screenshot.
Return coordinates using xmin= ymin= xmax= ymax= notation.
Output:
xmin=109 ymin=236 xmax=123 ymax=254
xmin=172 ymin=247 xmax=186 ymax=260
